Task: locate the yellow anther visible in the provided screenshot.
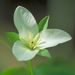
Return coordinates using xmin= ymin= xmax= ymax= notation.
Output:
xmin=32 ymin=33 xmax=40 ymax=49
xmin=33 ymin=33 xmax=40 ymax=43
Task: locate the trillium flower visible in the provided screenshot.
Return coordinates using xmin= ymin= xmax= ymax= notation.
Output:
xmin=11 ymin=6 xmax=72 ymax=61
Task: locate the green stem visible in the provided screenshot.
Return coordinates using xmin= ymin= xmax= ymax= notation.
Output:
xmin=27 ymin=60 xmax=34 ymax=75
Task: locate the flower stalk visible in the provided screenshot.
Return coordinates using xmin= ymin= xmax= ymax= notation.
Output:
xmin=27 ymin=60 xmax=34 ymax=75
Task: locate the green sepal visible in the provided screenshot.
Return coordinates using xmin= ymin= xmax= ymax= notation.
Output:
xmin=38 ymin=49 xmax=51 ymax=58
xmin=38 ymin=16 xmax=49 ymax=32
xmin=5 ymin=32 xmax=19 ymax=44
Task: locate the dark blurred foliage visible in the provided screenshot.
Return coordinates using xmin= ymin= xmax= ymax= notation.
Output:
xmin=1 ymin=59 xmax=75 ymax=75
xmin=0 ymin=0 xmax=47 ymax=23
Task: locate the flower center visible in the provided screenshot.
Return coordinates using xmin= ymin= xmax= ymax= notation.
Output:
xmin=28 ymin=32 xmax=40 ymax=50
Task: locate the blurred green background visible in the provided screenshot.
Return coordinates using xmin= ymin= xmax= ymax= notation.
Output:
xmin=0 ymin=0 xmax=75 ymax=75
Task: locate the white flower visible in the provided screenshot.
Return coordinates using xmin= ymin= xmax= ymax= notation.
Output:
xmin=12 ymin=6 xmax=72 ymax=61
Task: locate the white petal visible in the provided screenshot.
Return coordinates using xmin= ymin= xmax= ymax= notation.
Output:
xmin=38 ymin=29 xmax=72 ymax=49
xmin=12 ymin=41 xmax=39 ymax=61
xmin=14 ymin=6 xmax=38 ymax=41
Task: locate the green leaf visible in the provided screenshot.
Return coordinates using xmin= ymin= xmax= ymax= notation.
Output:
xmin=38 ymin=16 xmax=49 ymax=32
xmin=0 ymin=36 xmax=10 ymax=48
xmin=1 ymin=68 xmax=30 ymax=75
xmin=5 ymin=32 xmax=19 ymax=44
xmin=38 ymin=49 xmax=51 ymax=58
xmin=0 ymin=72 xmax=2 ymax=75
xmin=35 ymin=59 xmax=75 ymax=75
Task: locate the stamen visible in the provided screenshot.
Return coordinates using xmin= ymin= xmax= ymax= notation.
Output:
xmin=32 ymin=33 xmax=40 ymax=49
xmin=33 ymin=33 xmax=40 ymax=43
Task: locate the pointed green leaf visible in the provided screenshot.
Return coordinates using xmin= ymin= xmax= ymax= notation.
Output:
xmin=5 ymin=32 xmax=19 ymax=44
xmin=38 ymin=49 xmax=51 ymax=58
xmin=38 ymin=16 xmax=49 ymax=32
